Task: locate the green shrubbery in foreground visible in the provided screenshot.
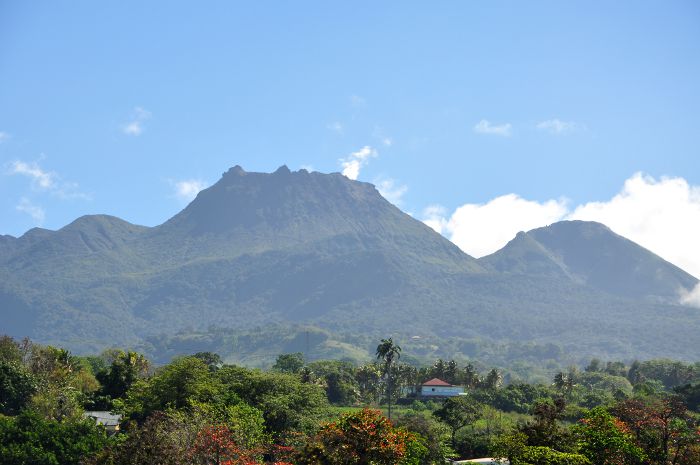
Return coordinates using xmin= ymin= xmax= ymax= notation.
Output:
xmin=0 ymin=335 xmax=699 ymax=464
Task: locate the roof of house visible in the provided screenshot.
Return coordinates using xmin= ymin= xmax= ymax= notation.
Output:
xmin=83 ymin=411 xmax=122 ymax=427
xmin=422 ymin=378 xmax=453 ymax=386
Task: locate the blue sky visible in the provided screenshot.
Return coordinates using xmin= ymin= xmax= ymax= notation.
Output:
xmin=1 ymin=2 xmax=699 ymax=279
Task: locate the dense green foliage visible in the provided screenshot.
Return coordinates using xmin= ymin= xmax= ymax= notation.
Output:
xmin=1 ymin=335 xmax=699 ymax=464
xmin=0 ymin=410 xmax=108 ymax=465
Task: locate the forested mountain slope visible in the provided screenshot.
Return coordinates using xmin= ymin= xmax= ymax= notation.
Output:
xmin=1 ymin=166 xmax=698 ymax=362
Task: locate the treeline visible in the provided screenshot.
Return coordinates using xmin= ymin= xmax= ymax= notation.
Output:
xmin=0 ymin=335 xmax=699 ymax=464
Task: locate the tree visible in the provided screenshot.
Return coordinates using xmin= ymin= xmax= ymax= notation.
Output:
xmin=585 ymin=358 xmax=602 ymax=373
xmin=572 ymin=407 xmax=645 ymax=465
xmin=97 ymin=350 xmax=150 ymax=400
xmin=394 ymin=412 xmax=455 ymax=464
xmin=272 ymin=353 xmax=305 ymax=374
xmin=432 ymin=359 xmax=447 ymax=380
xmin=462 ymin=363 xmax=480 ymax=389
xmin=612 ymin=396 xmax=697 ymax=464
xmin=86 ymin=404 xmax=271 ymax=465
xmin=433 ymin=396 xmax=482 ymax=449
xmin=119 ymin=356 xmax=222 ymax=422
xmin=307 ymin=360 xmax=359 ymax=405
xmin=215 ymin=365 xmax=329 ymax=438
xmin=674 ymin=382 xmax=700 ymax=412
xmin=0 ymin=360 xmax=37 ymax=415
xmin=553 ymin=372 xmax=575 ymax=398
xmin=493 ymin=431 xmax=591 ymax=465
xmin=482 ymin=368 xmax=503 ymax=390
xmin=445 ymin=360 xmax=459 ymax=385
xmin=376 ymin=338 xmax=401 ymax=420
xmin=355 ymin=364 xmax=382 ymax=403
xmin=0 ymin=335 xmax=23 ymax=364
xmin=293 ymin=408 xmax=427 ymax=465
xmin=0 ymin=410 xmax=109 ymax=465
xmin=193 ymin=352 xmax=223 ymax=372
xmin=190 ymin=424 xmax=260 ymax=465
xmin=519 ymin=398 xmax=572 ymax=450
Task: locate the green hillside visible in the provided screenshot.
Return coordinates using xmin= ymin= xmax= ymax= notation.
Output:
xmin=1 ymin=166 xmax=698 ymax=363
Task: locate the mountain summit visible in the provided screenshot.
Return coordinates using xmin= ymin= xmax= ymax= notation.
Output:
xmin=0 ymin=166 xmax=698 ymax=362
xmin=152 ymin=166 xmax=480 ymax=270
xmin=481 ymin=221 xmax=697 ymax=300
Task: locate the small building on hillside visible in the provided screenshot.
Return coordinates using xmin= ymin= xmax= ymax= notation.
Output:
xmin=83 ymin=411 xmax=122 ymax=434
xmin=420 ymin=378 xmax=465 ymax=398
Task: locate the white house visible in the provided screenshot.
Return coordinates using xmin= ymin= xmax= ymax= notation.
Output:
xmin=420 ymin=378 xmax=465 ymax=397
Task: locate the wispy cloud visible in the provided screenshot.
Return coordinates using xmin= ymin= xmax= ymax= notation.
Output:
xmin=16 ymin=197 xmax=45 ymax=224
xmin=339 ymin=146 xmax=377 ymax=180
xmin=8 ymin=159 xmax=88 ymax=199
xmin=536 ymin=118 xmax=580 ymax=134
xmin=172 ymin=179 xmax=207 ymax=201
xmin=681 ymin=284 xmax=700 ymax=308
xmin=473 ymin=119 xmax=512 ymax=137
xmin=422 ymin=204 xmax=449 ymax=235
xmin=326 ymin=122 xmax=344 ymax=134
xmin=372 ymin=126 xmax=393 ymax=147
xmin=10 ymin=160 xmax=56 ymax=189
xmin=350 ymin=95 xmax=367 ymax=108
xmin=375 ymin=177 xmax=408 ymax=206
xmin=122 ymin=106 xmax=151 ymax=136
xmin=0 ymin=131 xmax=10 ymax=143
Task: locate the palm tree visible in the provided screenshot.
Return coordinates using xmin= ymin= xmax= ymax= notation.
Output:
xmin=376 ymin=338 xmax=401 ymax=420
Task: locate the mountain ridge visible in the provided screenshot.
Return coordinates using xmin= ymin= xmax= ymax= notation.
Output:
xmin=1 ymin=166 xmax=698 ymax=363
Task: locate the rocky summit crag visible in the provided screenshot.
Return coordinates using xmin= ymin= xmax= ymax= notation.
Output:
xmin=1 ymin=166 xmax=698 ymax=362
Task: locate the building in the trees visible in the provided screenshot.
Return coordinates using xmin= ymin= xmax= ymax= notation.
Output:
xmin=83 ymin=411 xmax=122 ymax=434
xmin=419 ymin=378 xmax=465 ymax=397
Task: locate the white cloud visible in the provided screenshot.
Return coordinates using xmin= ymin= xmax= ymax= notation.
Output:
xmin=375 ymin=177 xmax=408 ymax=206
xmin=16 ymin=197 xmax=45 ymax=224
xmin=0 ymin=131 xmax=9 ymax=143
xmin=173 ymin=179 xmax=207 ymax=201
xmin=569 ymin=173 xmax=700 ymax=278
xmin=10 ymin=160 xmax=56 ymax=189
xmin=422 ymin=173 xmax=700 ymax=305
xmin=326 ymin=122 xmax=343 ymax=134
xmin=123 ymin=122 xmax=143 ymax=136
xmin=428 ymin=194 xmax=568 ymax=258
xmin=536 ymin=119 xmax=580 ymax=134
xmin=473 ymin=119 xmax=512 ymax=137
xmin=8 ymin=159 xmax=88 ymax=200
xmin=681 ymin=284 xmax=700 ymax=308
xmin=422 ymin=204 xmax=449 ymax=235
xmin=122 ymin=106 xmax=151 ymax=136
xmin=339 ymin=146 xmax=377 ymax=180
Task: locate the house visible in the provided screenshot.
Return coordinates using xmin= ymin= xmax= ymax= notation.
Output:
xmin=419 ymin=378 xmax=465 ymax=398
xmin=83 ymin=411 xmax=122 ymax=434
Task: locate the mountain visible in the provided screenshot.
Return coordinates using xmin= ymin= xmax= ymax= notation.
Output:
xmin=480 ymin=221 xmax=697 ymax=301
xmin=1 ymin=166 xmax=698 ymax=364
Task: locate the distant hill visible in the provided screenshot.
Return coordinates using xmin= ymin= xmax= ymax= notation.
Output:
xmin=480 ymin=221 xmax=697 ymax=301
xmin=1 ymin=166 xmax=698 ymax=364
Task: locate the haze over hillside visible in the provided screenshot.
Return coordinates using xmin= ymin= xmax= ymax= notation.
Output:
xmin=1 ymin=166 xmax=698 ymax=364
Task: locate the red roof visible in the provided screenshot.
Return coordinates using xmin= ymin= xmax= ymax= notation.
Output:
xmin=422 ymin=378 xmax=453 ymax=386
